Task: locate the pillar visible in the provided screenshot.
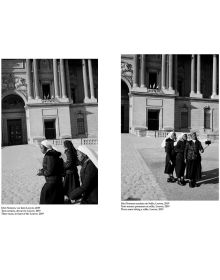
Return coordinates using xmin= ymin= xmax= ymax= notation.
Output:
xmin=133 ymin=55 xmax=139 ymax=88
xmin=161 ymin=54 xmax=166 ymax=90
xmin=196 ymin=54 xmax=202 ymax=97
xmin=190 ymin=55 xmax=195 ymax=95
xmin=140 ymin=55 xmax=146 ymax=88
xmin=60 ymin=59 xmax=67 ymax=98
xmin=88 ymin=59 xmax=97 ymax=102
xmin=168 ymin=55 xmax=173 ymax=91
xmin=211 ymin=54 xmax=218 ymax=99
xmin=26 ymin=59 xmax=33 ymax=100
xmin=65 ymin=59 xmax=72 ymax=100
xmin=33 ymin=59 xmax=40 ymax=99
xmin=82 ymin=59 xmax=90 ymax=102
xmin=53 ymin=59 xmax=59 ymax=98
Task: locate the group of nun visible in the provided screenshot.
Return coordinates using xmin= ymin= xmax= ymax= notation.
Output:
xmin=162 ymin=131 xmax=204 ymax=188
xmin=37 ymin=140 xmax=98 ymax=204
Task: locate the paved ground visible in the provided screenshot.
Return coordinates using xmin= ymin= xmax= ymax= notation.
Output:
xmin=121 ymin=134 xmax=219 ymax=201
xmin=1 ymin=144 xmax=98 ymax=204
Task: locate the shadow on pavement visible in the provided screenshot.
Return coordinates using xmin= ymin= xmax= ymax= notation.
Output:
xmin=198 ymin=168 xmax=219 ymax=185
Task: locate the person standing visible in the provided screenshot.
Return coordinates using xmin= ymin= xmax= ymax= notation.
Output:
xmin=162 ymin=131 xmax=177 ymax=183
xmin=184 ymin=132 xmax=204 ymax=188
xmin=63 ymin=140 xmax=80 ymax=203
xmin=175 ymin=133 xmax=187 ymax=185
xmin=69 ymin=145 xmax=98 ymax=204
xmin=37 ymin=140 xmax=64 ymax=204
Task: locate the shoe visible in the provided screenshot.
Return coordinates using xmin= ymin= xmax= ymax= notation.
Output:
xmin=167 ymin=177 xmax=175 ymax=183
xmin=189 ymin=181 xmax=194 ymax=188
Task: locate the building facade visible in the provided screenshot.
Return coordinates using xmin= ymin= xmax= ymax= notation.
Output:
xmin=121 ymin=54 xmax=219 ymax=137
xmin=2 ymin=59 xmax=98 ymax=146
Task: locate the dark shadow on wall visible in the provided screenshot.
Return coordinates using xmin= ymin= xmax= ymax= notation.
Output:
xmin=197 ymin=168 xmax=219 ymax=185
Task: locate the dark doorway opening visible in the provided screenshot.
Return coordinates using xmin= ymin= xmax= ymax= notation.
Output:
xmin=121 ymin=80 xmax=129 ymax=133
xmin=7 ymin=119 xmax=23 ymax=145
xmin=149 ymin=72 xmax=157 ymax=88
xmin=148 ymin=110 xmax=160 ymax=130
xmin=42 ymin=84 xmax=51 ymax=99
xmin=44 ymin=120 xmax=56 ymax=139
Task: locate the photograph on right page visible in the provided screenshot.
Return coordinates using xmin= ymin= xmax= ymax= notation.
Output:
xmin=121 ymin=54 xmax=219 ymax=201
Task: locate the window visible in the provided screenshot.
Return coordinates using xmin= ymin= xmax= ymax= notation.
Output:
xmin=42 ymin=84 xmax=51 ymax=99
xmin=149 ymin=72 xmax=158 ymax=89
xmin=204 ymin=108 xmax=211 ymax=129
xmin=181 ymin=110 xmax=188 ymax=129
xmin=77 ymin=113 xmax=85 ymax=135
xmin=44 ymin=120 xmax=56 ymax=139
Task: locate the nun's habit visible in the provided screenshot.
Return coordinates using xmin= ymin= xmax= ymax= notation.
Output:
xmin=69 ymin=146 xmax=98 ymax=204
xmin=174 ymin=133 xmax=187 ymax=179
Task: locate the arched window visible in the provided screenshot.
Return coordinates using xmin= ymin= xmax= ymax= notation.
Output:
xmin=204 ymin=107 xmax=211 ymax=129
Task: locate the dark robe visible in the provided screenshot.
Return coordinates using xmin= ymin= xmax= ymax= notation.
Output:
xmin=39 ymin=149 xmax=64 ymax=204
xmin=174 ymin=140 xmax=187 ymax=178
xmin=184 ymin=140 xmax=204 ymax=181
xmin=69 ymin=159 xmax=98 ymax=204
xmin=63 ymin=149 xmax=80 ymax=197
xmin=164 ymin=138 xmax=176 ymax=174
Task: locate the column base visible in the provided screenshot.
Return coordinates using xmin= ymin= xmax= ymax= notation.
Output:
xmin=211 ymin=94 xmax=219 ymax=99
xmin=58 ymin=97 xmax=70 ymax=103
xmin=190 ymin=92 xmax=203 ymax=98
xmin=90 ymin=97 xmax=97 ymax=103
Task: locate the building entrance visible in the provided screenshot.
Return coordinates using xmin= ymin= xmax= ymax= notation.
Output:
xmin=148 ymin=109 xmax=160 ymax=130
xmin=121 ymin=80 xmax=129 ymax=133
xmin=7 ymin=119 xmax=23 ymax=145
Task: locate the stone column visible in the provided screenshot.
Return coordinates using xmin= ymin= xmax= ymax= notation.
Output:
xmin=82 ymin=59 xmax=90 ymax=102
xmin=211 ymin=54 xmax=218 ymax=99
xmin=161 ymin=54 xmax=166 ymax=90
xmin=196 ymin=54 xmax=202 ymax=97
xmin=65 ymin=59 xmax=71 ymax=100
xmin=133 ymin=55 xmax=139 ymax=88
xmin=53 ymin=59 xmax=59 ymax=98
xmin=174 ymin=55 xmax=178 ymax=94
xmin=168 ymin=55 xmax=173 ymax=91
xmin=60 ymin=59 xmax=67 ymax=98
xmin=33 ymin=59 xmax=40 ymax=99
xmin=88 ymin=59 xmax=97 ymax=102
xmin=26 ymin=59 xmax=33 ymax=99
xmin=190 ymin=55 xmax=195 ymax=95
xmin=140 ymin=55 xmax=146 ymax=88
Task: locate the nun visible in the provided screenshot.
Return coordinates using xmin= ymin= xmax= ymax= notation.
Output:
xmin=162 ymin=131 xmax=177 ymax=183
xmin=69 ymin=145 xmax=98 ymax=204
xmin=174 ymin=133 xmax=187 ymax=185
xmin=184 ymin=132 xmax=204 ymax=188
xmin=37 ymin=140 xmax=64 ymax=204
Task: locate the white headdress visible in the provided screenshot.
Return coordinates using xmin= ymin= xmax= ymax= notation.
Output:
xmin=161 ymin=132 xmax=174 ymax=148
xmin=41 ymin=140 xmax=53 ymax=150
xmin=77 ymin=145 xmax=98 ymax=168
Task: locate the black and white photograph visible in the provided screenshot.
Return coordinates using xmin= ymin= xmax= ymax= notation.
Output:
xmin=1 ymin=59 xmax=98 ymax=204
xmin=121 ymin=54 xmax=219 ymax=200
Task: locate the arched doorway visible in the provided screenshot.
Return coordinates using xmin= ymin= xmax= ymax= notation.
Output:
xmin=121 ymin=80 xmax=130 ymax=133
xmin=2 ymin=94 xmax=27 ymax=146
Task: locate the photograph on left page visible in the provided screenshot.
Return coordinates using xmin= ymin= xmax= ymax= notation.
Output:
xmin=1 ymin=59 xmax=98 ymax=205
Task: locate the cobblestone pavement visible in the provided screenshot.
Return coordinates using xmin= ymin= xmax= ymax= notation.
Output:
xmin=121 ymin=135 xmax=166 ymax=200
xmin=121 ymin=134 xmax=219 ymax=201
xmin=1 ymin=144 xmax=98 ymax=204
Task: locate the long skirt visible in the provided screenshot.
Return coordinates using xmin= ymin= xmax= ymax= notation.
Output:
xmin=185 ymin=159 xmax=202 ymax=181
xmin=40 ymin=179 xmax=64 ymax=204
xmin=175 ymin=153 xmax=185 ymax=178
xmin=63 ymin=169 xmax=80 ymax=197
xmin=164 ymin=154 xmax=175 ymax=174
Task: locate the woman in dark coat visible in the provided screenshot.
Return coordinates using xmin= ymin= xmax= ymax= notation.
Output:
xmin=37 ymin=140 xmax=64 ymax=204
xmin=184 ymin=132 xmax=204 ymax=188
xmin=162 ymin=132 xmax=177 ymax=182
xmin=63 ymin=140 xmax=80 ymax=202
xmin=69 ymin=145 xmax=98 ymax=204
xmin=175 ymin=133 xmax=187 ymax=185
